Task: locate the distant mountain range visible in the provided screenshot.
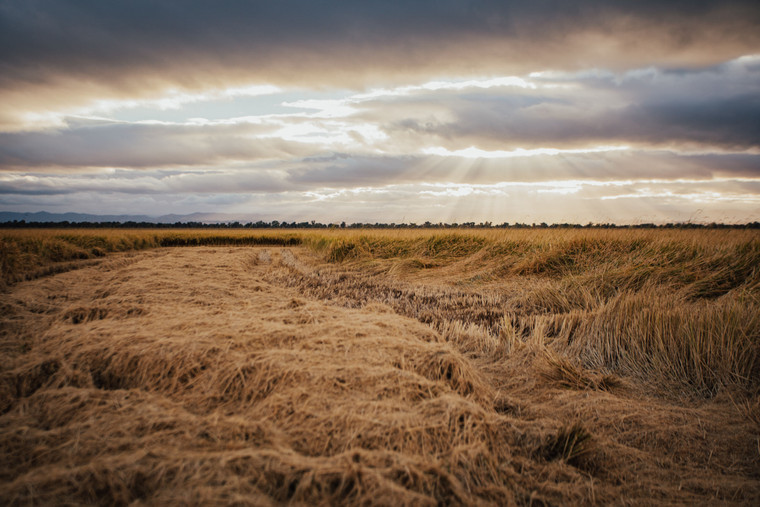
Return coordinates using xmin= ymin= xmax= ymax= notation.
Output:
xmin=0 ymin=211 xmax=261 ymax=224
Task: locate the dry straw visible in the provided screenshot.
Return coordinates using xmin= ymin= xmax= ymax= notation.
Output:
xmin=1 ymin=228 xmax=759 ymax=504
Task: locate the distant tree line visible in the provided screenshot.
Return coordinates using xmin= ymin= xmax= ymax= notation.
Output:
xmin=1 ymin=219 xmax=759 ymax=229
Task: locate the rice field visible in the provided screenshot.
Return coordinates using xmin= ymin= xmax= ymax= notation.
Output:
xmin=1 ymin=228 xmax=759 ymax=504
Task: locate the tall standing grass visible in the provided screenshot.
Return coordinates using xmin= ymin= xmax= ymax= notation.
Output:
xmin=566 ymin=291 xmax=760 ymax=395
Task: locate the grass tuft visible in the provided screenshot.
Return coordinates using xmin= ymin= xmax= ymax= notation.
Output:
xmin=540 ymin=422 xmax=593 ymax=466
xmin=540 ymin=351 xmax=621 ymax=391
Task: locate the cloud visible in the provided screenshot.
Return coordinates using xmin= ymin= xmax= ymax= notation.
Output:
xmin=3 ymin=150 xmax=759 ymax=202
xmin=1 ymin=1 xmax=759 ymax=129
xmin=2 ymin=60 xmax=758 ymax=182
xmin=0 ymin=118 xmax=311 ymax=168
xmin=0 ymin=167 xmax=294 ymax=196
xmin=2 ymin=2 xmax=760 ymax=223
xmin=377 ymin=56 xmax=760 ymax=150
xmin=4 ymin=177 xmax=759 ymax=224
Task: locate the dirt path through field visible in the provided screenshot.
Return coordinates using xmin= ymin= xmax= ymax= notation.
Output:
xmin=1 ymin=247 xmax=758 ymax=505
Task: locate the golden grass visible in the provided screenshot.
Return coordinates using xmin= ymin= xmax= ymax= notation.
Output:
xmin=2 ymin=227 xmax=758 ymax=394
xmin=263 ymin=228 xmax=760 ymax=396
xmin=5 ymin=227 xmax=756 ymax=394
xmin=1 ymin=228 xmax=759 ymax=503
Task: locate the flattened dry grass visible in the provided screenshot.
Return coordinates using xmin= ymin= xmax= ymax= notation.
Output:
xmin=1 ymin=229 xmax=760 ymax=504
xmin=0 ymin=248 xmax=522 ymax=505
xmin=264 ymin=227 xmax=760 ymax=397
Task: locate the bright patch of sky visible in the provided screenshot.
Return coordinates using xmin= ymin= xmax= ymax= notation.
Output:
xmin=99 ymin=88 xmax=352 ymax=123
xmin=89 ymin=76 xmax=543 ymax=124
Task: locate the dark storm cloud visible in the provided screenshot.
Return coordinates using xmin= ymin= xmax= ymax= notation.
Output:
xmin=304 ymin=151 xmax=760 ymax=185
xmin=380 ymin=58 xmax=760 ymax=150
xmin=288 ymin=155 xmax=419 ymax=186
xmin=278 ymin=151 xmax=760 ymax=189
xmin=0 ymin=167 xmax=295 ymax=196
xmin=0 ymin=118 xmax=309 ymax=168
xmin=1 ymin=0 xmax=759 ymax=126
xmin=684 ymin=153 xmax=760 ymax=177
xmin=394 ymin=92 xmax=760 ymax=150
xmin=625 ymin=94 xmax=760 ymax=149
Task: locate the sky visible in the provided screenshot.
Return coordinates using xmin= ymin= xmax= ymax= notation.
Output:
xmin=1 ymin=1 xmax=759 ymax=224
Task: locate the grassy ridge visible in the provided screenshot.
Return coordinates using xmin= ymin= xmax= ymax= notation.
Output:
xmin=306 ymin=229 xmax=760 ymax=298
xmin=4 ymin=226 xmax=758 ymax=267
xmin=3 ymin=228 xmax=759 ymax=295
xmin=0 ymin=229 xmax=303 ymax=285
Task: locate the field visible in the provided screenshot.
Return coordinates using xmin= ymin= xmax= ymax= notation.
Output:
xmin=1 ymin=228 xmax=759 ymax=505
